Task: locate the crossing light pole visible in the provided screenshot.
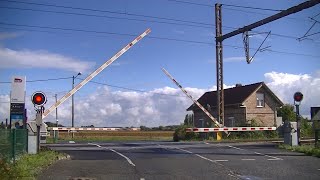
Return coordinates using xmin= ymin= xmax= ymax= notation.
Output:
xmin=294 ymin=92 xmax=303 ymax=145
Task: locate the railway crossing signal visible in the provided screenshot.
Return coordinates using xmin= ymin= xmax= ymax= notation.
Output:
xmin=293 ymin=92 xmax=303 ymax=146
xmin=294 ymin=92 xmax=303 ymax=103
xmin=31 ymin=91 xmax=47 ymax=107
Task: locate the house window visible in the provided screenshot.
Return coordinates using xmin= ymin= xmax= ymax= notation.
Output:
xmin=256 ymin=93 xmax=265 ymax=107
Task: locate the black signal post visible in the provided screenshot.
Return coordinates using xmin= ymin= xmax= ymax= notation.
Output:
xmin=294 ymin=92 xmax=303 ymax=145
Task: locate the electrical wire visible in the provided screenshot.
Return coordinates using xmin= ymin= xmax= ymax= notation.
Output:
xmin=0 ymin=77 xmax=73 ymax=84
xmin=220 ymin=3 xmax=283 ymax=12
xmin=222 ymin=7 xmax=310 ymax=22
xmin=0 ymin=0 xmax=221 ymax=28
xmin=77 ymin=78 xmax=188 ymax=98
xmin=0 ymin=22 xmax=318 ymax=58
xmin=0 ymin=4 xmax=311 ymax=40
xmin=167 ymin=0 xmax=283 ymax=11
xmin=0 ymin=6 xmax=218 ymax=29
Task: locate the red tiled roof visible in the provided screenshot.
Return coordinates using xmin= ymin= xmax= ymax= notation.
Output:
xmin=187 ymin=82 xmax=265 ymax=111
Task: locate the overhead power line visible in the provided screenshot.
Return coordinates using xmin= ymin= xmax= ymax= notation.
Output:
xmin=0 ymin=6 xmax=215 ymax=29
xmin=0 ymin=77 xmax=73 ymax=84
xmin=0 ymin=0 xmax=219 ymax=29
xmin=77 ymin=78 xmax=188 ymax=98
xmin=168 ymin=0 xmax=313 ymax=22
xmin=0 ymin=22 xmax=318 ymax=58
xmin=167 ymin=0 xmax=283 ymax=11
xmin=220 ymin=3 xmax=283 ymax=12
xmin=0 ymin=3 xmax=312 ymax=40
xmin=222 ymin=7 xmax=310 ymax=22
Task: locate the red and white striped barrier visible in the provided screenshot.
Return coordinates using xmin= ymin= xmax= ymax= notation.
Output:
xmin=186 ymin=127 xmax=276 ymax=132
xmin=48 ymin=127 xmax=141 ymax=131
xmin=42 ymin=28 xmax=151 ymax=119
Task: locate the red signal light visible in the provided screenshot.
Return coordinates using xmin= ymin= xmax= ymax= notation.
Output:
xmin=35 ymin=95 xmax=42 ymax=102
xmin=294 ymin=92 xmax=303 ymax=102
xmin=31 ymin=92 xmax=47 ymax=106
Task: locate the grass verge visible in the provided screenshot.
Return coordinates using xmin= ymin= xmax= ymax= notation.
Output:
xmin=0 ymin=149 xmax=66 ymax=180
xmin=278 ymin=144 xmax=320 ymax=158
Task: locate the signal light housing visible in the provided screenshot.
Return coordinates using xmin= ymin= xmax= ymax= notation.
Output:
xmin=31 ymin=91 xmax=47 ymax=106
xmin=293 ymin=92 xmax=303 ymax=102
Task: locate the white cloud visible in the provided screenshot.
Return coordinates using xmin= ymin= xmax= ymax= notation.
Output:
xmin=38 ymin=85 xmax=208 ymax=127
xmin=265 ymin=71 xmax=320 ymax=117
xmin=208 ymin=57 xmax=249 ymax=63
xmin=224 ymin=56 xmax=246 ymax=62
xmin=0 ymin=32 xmax=22 ymax=40
xmin=173 ymin=29 xmax=185 ymax=34
xmin=1 ymin=71 xmax=319 ymax=127
xmin=0 ymin=47 xmax=95 ymax=72
xmin=0 ymin=95 xmax=10 ymax=121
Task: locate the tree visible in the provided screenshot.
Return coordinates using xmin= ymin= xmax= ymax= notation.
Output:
xmin=183 ymin=114 xmax=189 ymax=125
xmin=184 ymin=114 xmax=194 ymax=126
xmin=45 ymin=121 xmax=64 ymax=127
xmin=140 ymin=126 xmax=150 ymax=131
xmin=277 ymin=104 xmax=296 ymax=122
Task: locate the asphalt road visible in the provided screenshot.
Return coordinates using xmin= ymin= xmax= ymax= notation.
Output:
xmin=38 ymin=141 xmax=320 ymax=180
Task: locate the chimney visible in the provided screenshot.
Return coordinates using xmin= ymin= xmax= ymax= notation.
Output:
xmin=236 ymin=83 xmax=242 ymax=87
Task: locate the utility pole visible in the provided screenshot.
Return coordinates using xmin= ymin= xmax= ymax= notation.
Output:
xmin=54 ymin=94 xmax=58 ymax=141
xmin=215 ymin=4 xmax=224 ymax=125
xmin=215 ymin=0 xmax=320 ymax=125
xmin=72 ymin=76 xmax=75 ymax=129
xmin=55 ymin=94 xmax=58 ymax=127
xmin=72 ymin=72 xmax=81 ymax=138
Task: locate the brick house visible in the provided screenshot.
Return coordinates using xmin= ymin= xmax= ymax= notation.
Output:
xmin=187 ymin=82 xmax=283 ymax=127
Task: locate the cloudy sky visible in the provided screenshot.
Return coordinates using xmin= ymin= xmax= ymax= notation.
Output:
xmin=0 ymin=0 xmax=319 ymax=127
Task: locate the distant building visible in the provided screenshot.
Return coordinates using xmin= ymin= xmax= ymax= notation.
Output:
xmin=187 ymin=82 xmax=283 ymax=127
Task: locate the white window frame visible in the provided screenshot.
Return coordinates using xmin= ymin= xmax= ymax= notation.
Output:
xmin=256 ymin=93 xmax=265 ymax=107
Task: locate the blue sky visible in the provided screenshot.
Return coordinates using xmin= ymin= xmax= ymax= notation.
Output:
xmin=0 ymin=0 xmax=319 ymax=127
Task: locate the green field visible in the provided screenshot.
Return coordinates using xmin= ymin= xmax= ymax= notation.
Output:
xmin=48 ymin=131 xmax=175 ymax=142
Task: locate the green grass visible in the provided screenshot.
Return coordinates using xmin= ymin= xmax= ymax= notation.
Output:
xmin=0 ymin=149 xmax=66 ymax=180
xmin=278 ymin=144 xmax=320 ymax=158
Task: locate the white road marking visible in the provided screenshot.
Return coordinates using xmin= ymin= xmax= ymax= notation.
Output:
xmin=140 ymin=178 xmax=145 ymax=180
xmin=109 ymin=149 xmax=136 ymax=167
xmin=214 ymin=159 xmax=229 ymax=162
xmin=176 ymin=147 xmax=228 ymax=163
xmin=267 ymin=159 xmax=282 ymax=161
xmin=195 ymin=154 xmax=216 ymax=163
xmin=228 ymin=145 xmax=242 ymax=150
xmin=176 ymin=148 xmax=193 ymax=154
xmin=88 ymin=143 xmax=136 ymax=166
xmin=241 ymin=159 xmax=256 ymax=161
xmin=229 ymin=145 xmax=283 ymax=160
xmin=88 ymin=143 xmax=101 ymax=148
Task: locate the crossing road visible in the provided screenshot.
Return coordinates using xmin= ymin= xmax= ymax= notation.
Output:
xmin=39 ymin=141 xmax=320 ymax=180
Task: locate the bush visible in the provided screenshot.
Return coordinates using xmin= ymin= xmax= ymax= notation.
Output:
xmin=300 ymin=119 xmax=314 ymax=138
xmin=226 ymin=119 xmax=279 ymax=140
xmin=173 ymin=125 xmax=198 ymax=142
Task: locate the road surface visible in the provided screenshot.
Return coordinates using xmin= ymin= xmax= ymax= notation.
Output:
xmin=39 ymin=141 xmax=320 ymax=180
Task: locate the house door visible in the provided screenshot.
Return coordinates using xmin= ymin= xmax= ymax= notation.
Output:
xmin=199 ymin=119 xmax=204 ymax=128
